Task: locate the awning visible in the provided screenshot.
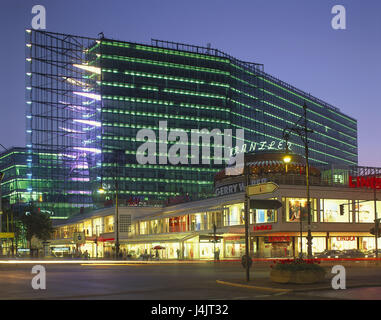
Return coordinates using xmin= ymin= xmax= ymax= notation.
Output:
xmin=246 ymin=160 xmax=301 ymax=167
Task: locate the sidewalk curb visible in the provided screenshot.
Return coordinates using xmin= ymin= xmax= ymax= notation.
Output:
xmin=217 ymin=280 xmax=381 ymax=294
xmin=216 ymin=280 xmax=293 ymax=293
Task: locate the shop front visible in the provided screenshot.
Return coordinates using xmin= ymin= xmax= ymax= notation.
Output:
xmin=330 ymin=236 xmax=357 ymax=251
xmin=199 ymin=235 xmax=223 ymax=259
xmin=224 ymin=236 xmax=245 ymax=258
xmin=254 ymin=235 xmax=293 ymax=258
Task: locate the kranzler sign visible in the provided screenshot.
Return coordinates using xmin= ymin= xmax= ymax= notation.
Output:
xmin=230 ymin=140 xmax=292 ymax=156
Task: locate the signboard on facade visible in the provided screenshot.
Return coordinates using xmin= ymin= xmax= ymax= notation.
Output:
xmin=265 ymin=236 xmax=291 ymax=243
xmin=253 ymin=225 xmax=273 ymax=231
xmin=349 ymin=176 xmax=381 ymax=189
xmin=336 ymin=236 xmax=356 ymax=241
xmin=215 ymin=182 xmax=245 ymax=197
xmin=215 ymin=179 xmax=269 ymax=197
xmin=230 ymin=140 xmax=292 ymax=157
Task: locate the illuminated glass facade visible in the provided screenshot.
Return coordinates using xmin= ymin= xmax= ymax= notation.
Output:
xmin=26 ymin=31 xmax=357 ymax=218
xmin=0 ymin=147 xmax=29 ymax=212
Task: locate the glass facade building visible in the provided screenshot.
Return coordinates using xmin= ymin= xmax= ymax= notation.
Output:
xmin=0 ymin=147 xmax=29 ymax=212
xmin=25 ymin=30 xmax=358 ymax=218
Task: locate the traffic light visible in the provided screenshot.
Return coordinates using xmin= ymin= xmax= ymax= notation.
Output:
xmin=339 ymin=204 xmax=345 ymax=216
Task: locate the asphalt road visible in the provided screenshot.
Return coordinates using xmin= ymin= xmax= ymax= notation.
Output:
xmin=0 ymin=261 xmax=380 ymax=300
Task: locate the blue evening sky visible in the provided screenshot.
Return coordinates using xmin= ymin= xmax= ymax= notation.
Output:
xmin=0 ymin=0 xmax=380 ymax=166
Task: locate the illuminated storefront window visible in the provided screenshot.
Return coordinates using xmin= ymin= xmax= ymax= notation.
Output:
xmin=199 ymin=237 xmax=222 ymax=259
xmin=320 ymin=199 xmax=352 ymax=223
xmin=226 ymin=203 xmax=244 ymax=226
xmin=331 ymin=236 xmax=357 ymax=250
xmin=297 ymin=237 xmax=326 ymax=254
xmin=255 ymin=208 xmax=277 ymax=223
xmin=150 ymin=220 xmax=159 ymax=234
xmin=169 ymin=216 xmax=188 ymax=232
xmin=104 ymin=216 xmax=114 ymax=233
xmin=139 ymin=221 xmax=148 ymax=235
xmin=361 ymin=237 xmax=381 ymax=251
xmin=224 ymin=236 xmax=245 ymax=258
xmin=284 ymin=198 xmax=317 ymax=222
xmin=84 ymin=220 xmax=92 ymax=236
xmin=355 ymin=200 xmax=381 ymax=223
xmin=184 ymin=236 xmax=199 ymax=259
xmin=190 ymin=214 xmax=202 ymax=231
xmin=92 ymin=217 xmax=102 ymax=235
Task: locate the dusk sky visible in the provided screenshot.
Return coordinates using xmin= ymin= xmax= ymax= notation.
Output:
xmin=0 ymin=0 xmax=380 ymax=166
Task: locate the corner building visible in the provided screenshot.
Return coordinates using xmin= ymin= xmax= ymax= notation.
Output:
xmin=51 ymin=153 xmax=380 ymax=259
xmin=26 ymin=30 xmax=358 ymax=218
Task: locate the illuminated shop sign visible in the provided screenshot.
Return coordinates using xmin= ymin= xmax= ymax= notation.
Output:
xmin=215 ymin=179 xmax=268 ymax=197
xmin=253 ymin=224 xmax=273 ymax=231
xmin=336 ymin=236 xmax=356 ymax=241
xmin=230 ymin=141 xmax=292 ymax=156
xmin=349 ymin=176 xmax=381 ymax=189
xmin=215 ymin=183 xmax=245 ymax=196
xmin=265 ymin=236 xmax=291 ymax=242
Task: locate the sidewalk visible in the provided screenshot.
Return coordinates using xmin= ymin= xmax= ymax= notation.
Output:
xmin=216 ymin=268 xmax=381 ymax=293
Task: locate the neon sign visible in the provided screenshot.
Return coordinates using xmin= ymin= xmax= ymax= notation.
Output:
xmin=266 ymin=236 xmax=291 ymax=242
xmin=336 ymin=236 xmax=355 ymax=241
xmin=230 ymin=140 xmax=292 ymax=156
xmin=253 ymin=225 xmax=273 ymax=231
xmin=349 ymin=176 xmax=381 ymax=189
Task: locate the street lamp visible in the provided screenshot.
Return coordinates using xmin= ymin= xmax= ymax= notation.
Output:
xmin=283 ymin=155 xmax=291 ymax=164
xmin=282 ymin=102 xmax=314 ymax=259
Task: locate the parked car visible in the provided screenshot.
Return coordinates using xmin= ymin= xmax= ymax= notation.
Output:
xmin=314 ymin=250 xmax=344 ymax=259
xmin=365 ymin=249 xmax=381 ymax=258
xmin=341 ymin=249 xmax=366 ymax=258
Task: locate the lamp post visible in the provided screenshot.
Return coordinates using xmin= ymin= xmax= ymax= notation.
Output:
xmin=282 ymin=102 xmax=314 ymax=259
xmin=243 ymin=162 xmax=250 ymax=281
xmin=95 ymin=225 xmax=99 ymax=259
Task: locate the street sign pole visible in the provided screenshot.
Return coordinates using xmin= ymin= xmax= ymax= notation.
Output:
xmin=244 ymin=165 xmax=250 ymax=282
xmin=243 ymin=180 xmax=281 ymax=281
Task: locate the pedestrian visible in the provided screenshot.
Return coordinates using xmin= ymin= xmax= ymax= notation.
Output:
xmin=176 ymin=248 xmax=180 ymax=260
xmin=215 ymin=248 xmax=220 ymax=261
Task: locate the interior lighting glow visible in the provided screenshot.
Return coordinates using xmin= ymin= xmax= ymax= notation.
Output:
xmin=73 ymin=147 xmax=101 ymax=154
xmin=73 ymin=119 xmax=101 ymax=127
xmin=73 ymin=92 xmax=101 ymax=100
xmin=60 ymin=127 xmax=83 ymax=134
xmin=73 ymin=64 xmax=101 ymax=75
